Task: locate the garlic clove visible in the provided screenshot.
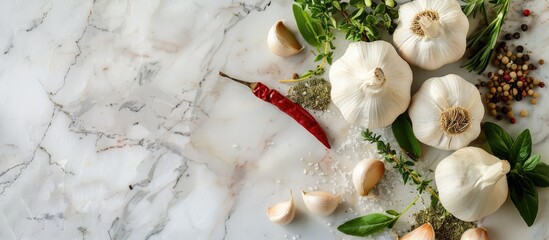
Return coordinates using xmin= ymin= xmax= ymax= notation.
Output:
xmin=267 ymin=20 xmax=303 ymax=57
xmin=301 ymin=190 xmax=339 ymax=216
xmin=267 ymin=190 xmax=296 ymax=225
xmin=461 ymin=227 xmax=490 ymax=240
xmin=352 ymin=158 xmax=385 ymax=196
xmin=400 ymin=223 xmax=435 ymax=240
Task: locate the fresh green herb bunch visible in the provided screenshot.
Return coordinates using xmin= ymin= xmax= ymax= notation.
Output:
xmin=483 ymin=122 xmax=549 ymax=226
xmin=461 ymin=0 xmax=511 ymax=74
xmin=284 ymin=0 xmax=398 ymax=82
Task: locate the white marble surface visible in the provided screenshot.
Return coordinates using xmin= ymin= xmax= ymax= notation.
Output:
xmin=1 ymin=0 xmax=549 ymax=239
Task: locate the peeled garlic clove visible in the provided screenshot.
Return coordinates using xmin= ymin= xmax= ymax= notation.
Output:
xmin=301 ymin=190 xmax=339 ymax=216
xmin=461 ymin=227 xmax=489 ymax=240
xmin=267 ymin=191 xmax=296 ymax=225
xmin=435 ymin=147 xmax=510 ymax=222
xmin=352 ymin=158 xmax=385 ymax=196
xmin=267 ymin=20 xmax=302 ymax=57
xmin=400 ymin=223 xmax=435 ymax=240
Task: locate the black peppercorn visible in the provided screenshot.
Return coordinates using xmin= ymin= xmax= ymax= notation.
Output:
xmin=522 ymin=54 xmax=530 ymax=61
xmin=496 ymin=115 xmax=503 ymax=120
xmin=521 ymin=24 xmax=529 ymax=31
xmin=499 ymin=41 xmax=506 ymax=48
xmin=513 ymin=32 xmax=521 ymax=39
xmin=516 ymin=45 xmax=524 ymax=52
xmin=505 ymin=33 xmax=512 ymax=40
xmin=529 ymin=63 xmax=537 ymax=70
xmin=516 ymin=94 xmax=523 ymax=101
xmin=501 ymin=106 xmax=509 ymax=113
xmin=516 ymin=58 xmax=524 ymax=65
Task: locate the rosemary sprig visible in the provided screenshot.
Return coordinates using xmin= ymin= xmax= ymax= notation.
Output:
xmin=283 ymin=0 xmax=398 ymax=82
xmin=461 ymin=0 xmax=511 ymax=74
xmin=362 ymin=129 xmax=439 ymax=201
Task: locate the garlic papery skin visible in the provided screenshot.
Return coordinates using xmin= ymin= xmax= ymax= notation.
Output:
xmin=400 ymin=223 xmax=435 ymax=240
xmin=435 ymin=147 xmax=510 ymax=222
xmin=393 ymin=0 xmax=469 ymax=70
xmin=352 ymin=158 xmax=385 ymax=196
xmin=329 ymin=41 xmax=413 ymax=128
xmin=461 ymin=227 xmax=490 ymax=240
xmin=301 ymin=190 xmax=339 ymax=216
xmin=409 ymin=74 xmax=484 ymax=150
xmin=267 ymin=191 xmax=296 ymax=225
xmin=267 ymin=20 xmax=303 ymax=57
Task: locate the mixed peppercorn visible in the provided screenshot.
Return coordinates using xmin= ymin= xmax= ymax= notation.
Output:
xmin=477 ymin=11 xmax=545 ymax=124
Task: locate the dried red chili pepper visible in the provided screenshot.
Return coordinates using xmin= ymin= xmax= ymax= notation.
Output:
xmin=219 ymin=72 xmax=331 ymax=149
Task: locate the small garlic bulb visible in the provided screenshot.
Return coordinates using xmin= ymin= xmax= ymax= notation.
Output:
xmin=409 ymin=74 xmax=484 ymax=150
xmin=267 ymin=191 xmax=296 ymax=224
xmin=400 ymin=223 xmax=435 ymax=240
xmin=329 ymin=41 xmax=413 ymax=128
xmin=301 ymin=190 xmax=339 ymax=216
xmin=393 ymin=0 xmax=469 ymax=70
xmin=461 ymin=227 xmax=490 ymax=240
xmin=435 ymin=147 xmax=510 ymax=222
xmin=267 ymin=20 xmax=303 ymax=57
xmin=352 ymin=158 xmax=385 ymax=196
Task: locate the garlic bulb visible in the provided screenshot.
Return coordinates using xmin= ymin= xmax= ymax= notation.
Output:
xmin=435 ymin=147 xmax=510 ymax=222
xmin=409 ymin=74 xmax=484 ymax=150
xmin=329 ymin=41 xmax=413 ymax=128
xmin=267 ymin=20 xmax=303 ymax=57
xmin=400 ymin=223 xmax=435 ymax=240
xmin=301 ymin=190 xmax=339 ymax=216
xmin=461 ymin=227 xmax=490 ymax=240
xmin=352 ymin=158 xmax=385 ymax=196
xmin=393 ymin=0 xmax=469 ymax=70
xmin=267 ymin=191 xmax=296 ymax=225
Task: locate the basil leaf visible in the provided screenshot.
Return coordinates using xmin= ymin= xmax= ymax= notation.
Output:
xmin=337 ymin=213 xmax=396 ymax=236
xmin=385 ymin=210 xmax=399 ymax=216
xmin=523 ymin=154 xmax=541 ymax=172
xmin=509 ymin=174 xmax=538 ymax=226
xmin=392 ymin=113 xmax=421 ymax=160
xmin=525 ymin=162 xmax=549 ymax=187
xmin=482 ymin=122 xmax=513 ymax=161
xmin=292 ymin=4 xmax=321 ymax=47
xmin=510 ymin=129 xmax=532 ymax=165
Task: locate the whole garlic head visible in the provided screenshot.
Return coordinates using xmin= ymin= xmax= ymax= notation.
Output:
xmin=435 ymin=147 xmax=510 ymax=222
xmin=393 ymin=0 xmax=469 ymax=70
xmin=329 ymin=41 xmax=413 ymax=128
xmin=409 ymin=74 xmax=484 ymax=150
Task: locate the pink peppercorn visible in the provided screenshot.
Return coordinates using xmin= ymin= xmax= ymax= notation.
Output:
xmin=523 ymin=9 xmax=531 ymax=17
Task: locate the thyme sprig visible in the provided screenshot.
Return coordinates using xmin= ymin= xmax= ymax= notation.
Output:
xmin=461 ymin=0 xmax=511 ymax=74
xmin=362 ymin=129 xmax=439 ymax=201
xmin=282 ymin=0 xmax=398 ymax=82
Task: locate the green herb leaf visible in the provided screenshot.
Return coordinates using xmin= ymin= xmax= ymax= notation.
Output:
xmin=509 ymin=174 xmax=538 ymax=226
xmin=510 ymin=129 xmax=532 ymax=165
xmin=385 ymin=210 xmax=399 ymax=216
xmin=392 ymin=113 xmax=421 ymax=160
xmin=337 ymin=213 xmax=396 ymax=236
xmin=482 ymin=122 xmax=513 ymax=162
xmin=523 ymin=154 xmax=541 ymax=172
xmin=525 ymin=162 xmax=549 ymax=187
xmin=292 ymin=3 xmax=321 ymax=47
